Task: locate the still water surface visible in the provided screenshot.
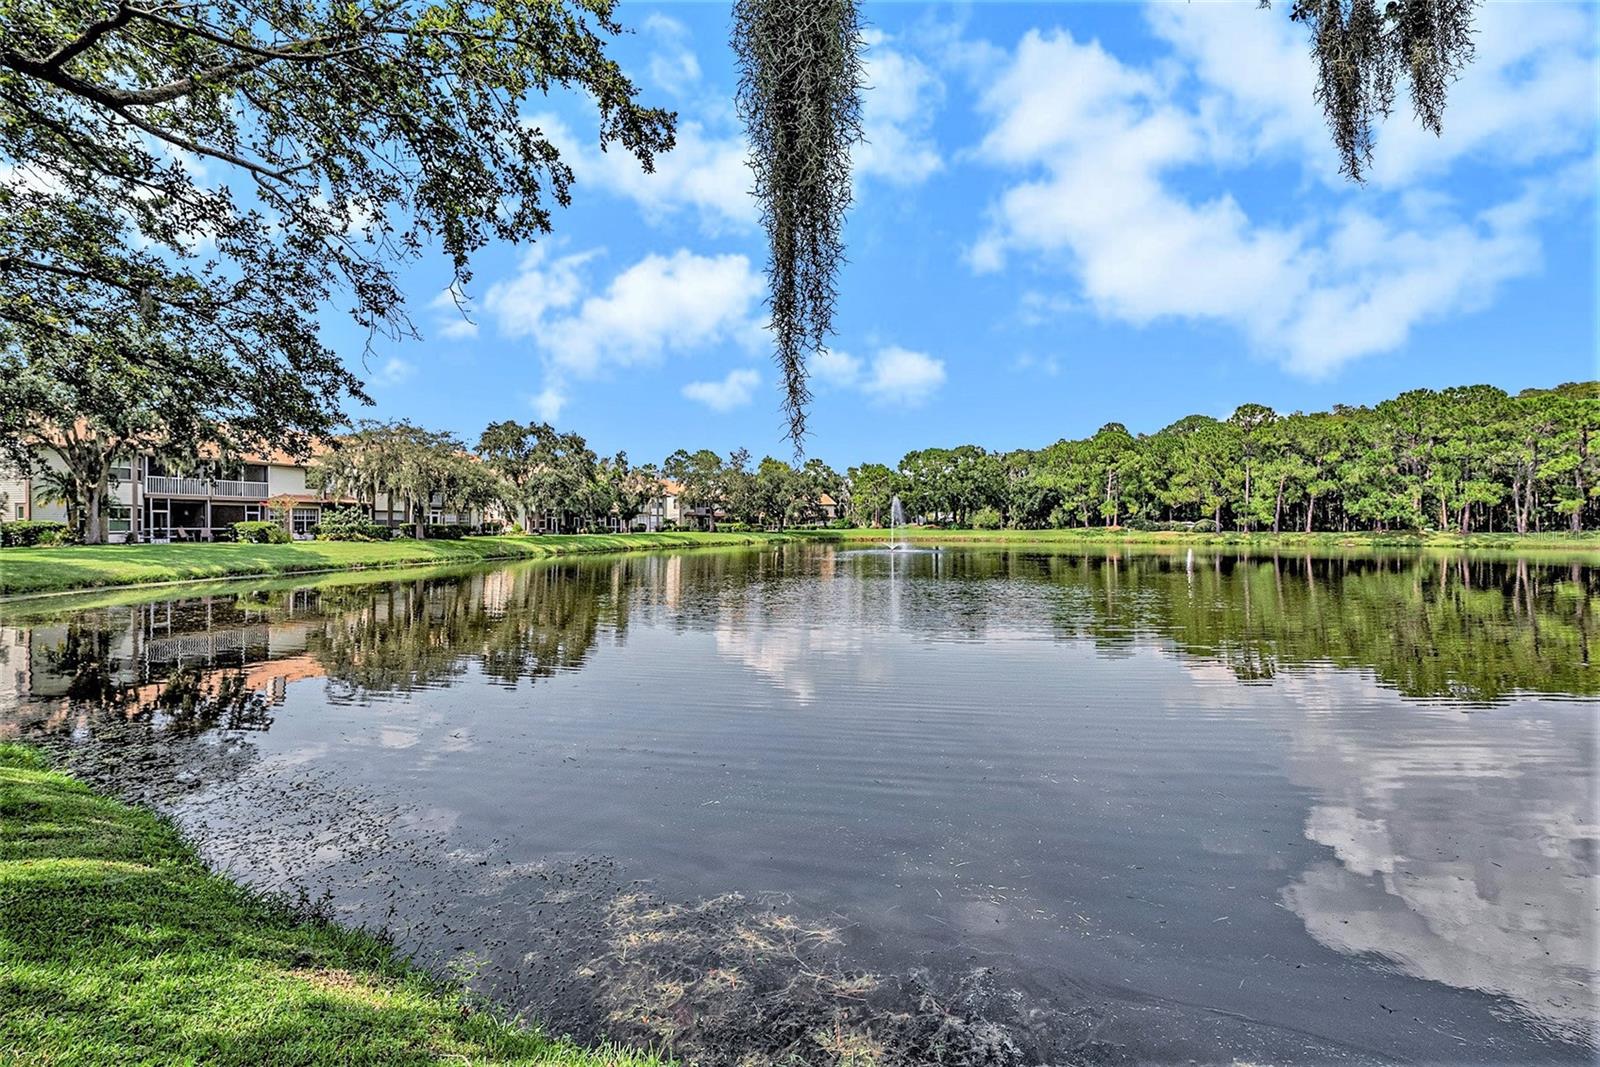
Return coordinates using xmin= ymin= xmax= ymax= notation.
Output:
xmin=2 ymin=545 xmax=1595 ymax=1065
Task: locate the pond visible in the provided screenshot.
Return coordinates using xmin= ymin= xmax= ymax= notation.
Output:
xmin=2 ymin=544 xmax=1595 ymax=1065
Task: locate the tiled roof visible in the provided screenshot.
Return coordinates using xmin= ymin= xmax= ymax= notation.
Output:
xmin=264 ymin=493 xmax=359 ymax=505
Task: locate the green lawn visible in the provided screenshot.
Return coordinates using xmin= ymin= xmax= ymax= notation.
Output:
xmin=822 ymin=526 xmax=1600 ymax=555
xmin=0 ymin=532 xmax=793 ymax=598
xmin=0 ymin=743 xmax=666 ymax=1067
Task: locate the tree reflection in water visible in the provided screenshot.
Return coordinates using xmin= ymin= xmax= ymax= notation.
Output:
xmin=1 ymin=545 xmax=1595 ymax=1062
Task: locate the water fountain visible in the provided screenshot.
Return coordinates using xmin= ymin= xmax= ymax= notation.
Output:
xmin=889 ymin=494 xmax=905 ymax=550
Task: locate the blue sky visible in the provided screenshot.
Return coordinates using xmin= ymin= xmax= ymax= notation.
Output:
xmin=334 ymin=1 xmax=1600 ymax=470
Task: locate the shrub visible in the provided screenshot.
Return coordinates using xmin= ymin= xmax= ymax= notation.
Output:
xmin=0 ymin=520 xmax=70 ymax=547
xmin=1189 ymin=518 xmax=1217 ymax=533
xmin=233 ymin=520 xmax=290 ymax=544
xmin=37 ymin=524 xmax=76 ymax=546
xmin=827 ymin=517 xmax=855 ymax=529
xmin=717 ymin=521 xmax=756 ymax=533
xmin=1124 ymin=516 xmax=1159 ymax=532
xmin=315 ymin=507 xmax=389 ymax=542
xmin=971 ymin=507 xmax=1003 ymax=530
xmin=423 ymin=523 xmax=471 ymax=540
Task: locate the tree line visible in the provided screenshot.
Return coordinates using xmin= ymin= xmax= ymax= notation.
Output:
xmin=304 ymin=423 xmax=849 ymax=537
xmin=10 ymin=379 xmax=1596 ymax=543
xmin=308 ymin=379 xmax=1599 ymax=539
xmin=863 ymin=382 xmax=1598 ymax=535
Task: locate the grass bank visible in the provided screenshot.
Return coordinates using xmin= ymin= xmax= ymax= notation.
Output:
xmin=0 ymin=742 xmax=664 ymax=1067
xmin=820 ymin=526 xmax=1600 ymax=555
xmin=0 ymin=532 xmax=793 ymax=599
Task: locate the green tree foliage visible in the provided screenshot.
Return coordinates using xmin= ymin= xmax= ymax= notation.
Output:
xmin=5 ymin=324 xmax=281 ymax=543
xmin=844 ymin=463 xmax=898 ymax=527
xmin=0 ymin=0 xmax=673 ymax=460
xmin=476 ymin=420 xmax=599 ymax=532
xmin=310 ymin=420 xmax=485 ymax=539
xmin=861 ymin=381 xmax=1598 ymax=534
xmin=897 ymin=446 xmax=1004 ymax=526
xmin=597 ymin=453 xmax=660 ymax=534
xmin=664 ymin=448 xmax=731 ymax=531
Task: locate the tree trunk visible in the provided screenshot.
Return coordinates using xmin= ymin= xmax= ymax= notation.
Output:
xmin=1304 ymin=494 xmax=1316 ymax=534
xmin=1575 ymin=466 xmax=1587 ymax=532
xmin=411 ymin=496 xmax=425 ymax=540
xmin=1242 ymin=464 xmax=1252 ymax=533
xmin=1272 ymin=476 xmax=1285 ymax=534
xmin=84 ymin=481 xmax=103 ymax=545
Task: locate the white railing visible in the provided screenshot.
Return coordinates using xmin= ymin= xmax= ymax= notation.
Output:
xmin=144 ymin=475 xmax=269 ymax=499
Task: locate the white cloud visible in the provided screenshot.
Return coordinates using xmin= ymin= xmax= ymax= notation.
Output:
xmin=428 ymin=286 xmax=479 ymax=340
xmin=372 ymin=357 xmax=415 ymax=387
xmin=971 ymin=18 xmax=1589 ymax=377
xmin=530 ymin=385 xmax=567 ymax=423
xmin=473 ymin=246 xmax=766 ymax=419
xmin=643 ymin=14 xmax=702 ymax=96
xmin=480 ymin=245 xmax=594 ymax=338
xmin=682 ymin=368 xmax=760 ymax=412
xmin=861 ymin=346 xmax=946 ymax=406
xmin=809 ymin=345 xmax=946 ymax=405
xmin=811 ymin=348 xmax=863 ymax=387
xmin=528 ymin=111 xmax=754 ymax=232
xmin=1147 ymin=0 xmax=1599 ymax=187
xmin=856 ymin=31 xmax=945 ymax=185
xmin=540 ymin=250 xmax=764 ymax=376
xmin=1012 ymin=352 xmax=1062 ymax=377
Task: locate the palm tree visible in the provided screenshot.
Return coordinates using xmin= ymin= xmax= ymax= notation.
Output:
xmin=32 ymin=466 xmax=83 ymax=537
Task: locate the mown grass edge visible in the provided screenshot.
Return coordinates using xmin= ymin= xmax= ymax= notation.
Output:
xmin=0 ymin=741 xmax=668 ymax=1067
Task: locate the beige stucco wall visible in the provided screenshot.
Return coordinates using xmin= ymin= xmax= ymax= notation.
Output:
xmin=265 ymin=463 xmax=311 ymax=497
xmin=2 ymin=450 xmax=135 ymax=528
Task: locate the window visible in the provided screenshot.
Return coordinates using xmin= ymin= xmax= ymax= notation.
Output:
xmin=107 ymin=504 xmax=131 ymax=534
xmin=242 ymin=464 xmax=268 ymax=484
xmin=109 ymin=458 xmax=132 ymax=484
xmin=291 ymin=507 xmax=319 ymax=536
xmin=428 ymin=511 xmax=444 ymax=525
xmin=13 ymin=503 xmax=23 ymax=520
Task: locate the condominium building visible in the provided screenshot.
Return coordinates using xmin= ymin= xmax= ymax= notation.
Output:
xmin=2 ymin=444 xmax=483 ymax=542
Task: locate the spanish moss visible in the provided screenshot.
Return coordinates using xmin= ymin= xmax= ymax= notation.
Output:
xmin=732 ymin=0 xmax=865 ymax=448
xmin=1274 ymin=0 xmax=1478 ymax=181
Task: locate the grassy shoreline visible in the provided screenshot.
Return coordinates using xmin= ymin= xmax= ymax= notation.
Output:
xmin=823 ymin=526 xmax=1600 ymax=554
xmin=0 ymin=742 xmax=664 ymax=1067
xmin=3 ymin=527 xmax=1595 ymax=600
xmin=0 ymin=532 xmax=794 ymax=599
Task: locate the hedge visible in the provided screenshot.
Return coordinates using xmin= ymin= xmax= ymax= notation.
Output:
xmin=232 ymin=520 xmax=291 ymax=544
xmin=0 ymin=520 xmax=70 ymax=547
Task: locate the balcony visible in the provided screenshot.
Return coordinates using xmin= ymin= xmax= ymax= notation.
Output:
xmin=144 ymin=475 xmax=269 ymax=500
